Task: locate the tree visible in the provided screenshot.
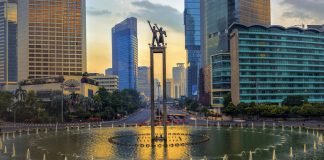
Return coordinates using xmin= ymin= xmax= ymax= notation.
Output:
xmin=282 ymin=96 xmax=307 ymax=107
xmin=223 ymin=93 xmax=231 ymax=108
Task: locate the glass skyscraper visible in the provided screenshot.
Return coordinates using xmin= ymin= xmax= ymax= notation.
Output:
xmin=17 ymin=0 xmax=87 ymax=81
xmin=112 ymin=17 xmax=138 ymax=90
xmin=230 ymin=23 xmax=324 ymax=105
xmin=201 ymin=0 xmax=270 ymax=107
xmin=137 ymin=66 xmax=150 ymax=98
xmin=184 ymin=0 xmax=200 ymax=98
xmin=0 ymin=0 xmax=17 ymax=85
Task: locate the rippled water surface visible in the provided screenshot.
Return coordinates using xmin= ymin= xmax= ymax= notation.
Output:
xmin=0 ymin=126 xmax=323 ymax=159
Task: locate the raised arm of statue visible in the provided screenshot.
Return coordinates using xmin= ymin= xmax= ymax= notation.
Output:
xmin=154 ymin=24 xmax=160 ymax=31
xmin=147 ymin=21 xmax=153 ymax=31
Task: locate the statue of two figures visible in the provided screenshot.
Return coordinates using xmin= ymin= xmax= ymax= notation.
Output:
xmin=148 ymin=20 xmax=167 ymax=47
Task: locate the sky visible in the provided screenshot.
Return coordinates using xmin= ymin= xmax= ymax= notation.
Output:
xmin=86 ymin=0 xmax=324 ymax=79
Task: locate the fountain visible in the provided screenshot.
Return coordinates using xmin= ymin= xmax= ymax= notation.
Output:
xmin=4 ymin=145 xmax=7 ymax=154
xmin=88 ymin=124 xmax=91 ymax=130
xmin=252 ymin=122 xmax=254 ymax=129
xmin=272 ymin=149 xmax=277 ymax=160
xmin=99 ymin=123 xmax=102 ymax=129
xmin=249 ymin=151 xmax=253 ymax=160
xmin=67 ymin=126 xmax=70 ymax=132
xmin=26 ymin=148 xmax=30 ymax=160
xmin=217 ymin=121 xmax=220 ymax=128
xmin=314 ymin=141 xmax=317 ymax=150
xmin=307 ymin=129 xmax=309 ymax=135
xmin=282 ymin=124 xmax=284 ymax=132
xmin=299 ymin=126 xmax=301 ymax=134
xmin=12 ymin=143 xmax=16 ymax=157
xmin=206 ymin=119 xmax=209 ymax=128
xmin=229 ymin=123 xmax=232 ymax=129
xmin=290 ymin=126 xmax=293 ymax=132
xmin=262 ymin=121 xmax=265 ymax=130
xmin=55 ymin=123 xmax=58 ymax=133
xmin=123 ymin=123 xmax=126 ymax=128
xmin=64 ymin=155 xmax=67 ymax=160
xmin=6 ymin=132 xmax=9 ymax=140
xmin=313 ymin=130 xmax=315 ymax=135
xmin=77 ymin=125 xmax=80 ymax=131
xmin=91 ymin=155 xmax=94 ymax=160
xmin=36 ymin=128 xmax=39 ymax=134
xmin=45 ymin=128 xmax=48 ymax=134
xmin=43 ymin=153 xmax=46 ymax=160
xmin=19 ymin=129 xmax=22 ymax=136
xmin=111 ymin=123 xmax=114 ymax=128
xmin=27 ymin=128 xmax=30 ymax=135
xmin=289 ymin=147 xmax=293 ymax=158
xmin=304 ymin=144 xmax=307 ymax=153
xmin=272 ymin=123 xmax=275 ymax=130
xmin=223 ymin=154 xmax=229 ymax=160
xmin=12 ymin=132 xmax=15 ymax=138
xmin=317 ymin=131 xmax=319 ymax=138
xmin=241 ymin=122 xmax=243 ymax=129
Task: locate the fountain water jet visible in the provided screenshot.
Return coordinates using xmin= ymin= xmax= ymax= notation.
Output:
xmin=241 ymin=122 xmax=243 ymax=129
xmin=249 ymin=151 xmax=253 ymax=160
xmin=290 ymin=126 xmax=293 ymax=132
xmin=304 ymin=144 xmax=307 ymax=153
xmin=43 ymin=153 xmax=46 ymax=160
xmin=26 ymin=148 xmax=31 ymax=160
xmin=299 ymin=126 xmax=301 ymax=134
xmin=12 ymin=143 xmax=16 ymax=157
xmin=88 ymin=124 xmax=91 ymax=130
xmin=289 ymin=147 xmax=293 ymax=158
xmin=36 ymin=128 xmax=39 ymax=134
xmin=64 ymin=155 xmax=68 ymax=160
xmin=55 ymin=123 xmax=58 ymax=133
xmin=272 ymin=149 xmax=277 ymax=160
xmin=217 ymin=121 xmax=220 ymax=128
xmin=272 ymin=123 xmax=275 ymax=130
xmin=282 ymin=125 xmax=284 ymax=132
xmin=314 ymin=141 xmax=317 ymax=150
xmin=229 ymin=123 xmax=232 ymax=129
xmin=262 ymin=122 xmax=265 ymax=130
xmin=4 ymin=145 xmax=7 ymax=154
xmin=111 ymin=123 xmax=114 ymax=128
xmin=12 ymin=131 xmax=15 ymax=138
xmin=206 ymin=119 xmax=209 ymax=128
xmin=223 ymin=154 xmax=228 ymax=160
xmin=45 ymin=128 xmax=48 ymax=134
xmin=27 ymin=128 xmax=30 ymax=135
xmin=123 ymin=123 xmax=126 ymax=128
xmin=251 ymin=122 xmax=254 ymax=129
xmin=6 ymin=132 xmax=9 ymax=139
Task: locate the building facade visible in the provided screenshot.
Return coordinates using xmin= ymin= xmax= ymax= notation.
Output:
xmin=17 ymin=0 xmax=87 ymax=81
xmin=112 ymin=17 xmax=138 ymax=90
xmin=211 ymin=53 xmax=230 ymax=112
xmin=308 ymin=25 xmax=324 ymax=32
xmin=166 ymin=78 xmax=174 ymax=99
xmin=173 ymin=63 xmax=186 ymax=99
xmin=230 ymin=23 xmax=324 ymax=105
xmin=105 ymin=68 xmax=113 ymax=76
xmin=137 ymin=66 xmax=150 ymax=98
xmin=200 ymin=0 xmax=270 ymax=106
xmin=0 ymin=0 xmax=17 ymax=85
xmin=184 ymin=0 xmax=200 ymax=98
xmin=91 ymin=75 xmax=118 ymax=92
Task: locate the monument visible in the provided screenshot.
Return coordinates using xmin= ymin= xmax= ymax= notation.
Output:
xmin=148 ymin=20 xmax=168 ymax=144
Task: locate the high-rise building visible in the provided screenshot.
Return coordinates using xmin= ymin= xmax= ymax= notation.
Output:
xmin=0 ymin=0 xmax=17 ymax=85
xmin=201 ymin=0 xmax=270 ymax=65
xmin=200 ymin=0 xmax=270 ymax=106
xmin=308 ymin=25 xmax=324 ymax=32
xmin=230 ymin=23 xmax=324 ymax=105
xmin=137 ymin=66 xmax=150 ymax=98
xmin=17 ymin=0 xmax=87 ymax=81
xmin=90 ymin=75 xmax=118 ymax=92
xmin=184 ymin=0 xmax=200 ymax=98
xmin=166 ymin=78 xmax=174 ymax=99
xmin=173 ymin=63 xmax=186 ymax=99
xmin=105 ymin=68 xmax=113 ymax=76
xmin=154 ymin=78 xmax=160 ymax=100
xmin=112 ymin=17 xmax=138 ymax=90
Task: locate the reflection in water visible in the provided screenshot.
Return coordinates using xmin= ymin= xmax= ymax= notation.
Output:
xmin=0 ymin=126 xmax=323 ymax=160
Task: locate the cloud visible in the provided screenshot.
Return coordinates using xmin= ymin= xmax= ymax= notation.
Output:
xmin=130 ymin=0 xmax=183 ymax=32
xmin=281 ymin=0 xmax=324 ymax=21
xmin=87 ymin=7 xmax=111 ymax=16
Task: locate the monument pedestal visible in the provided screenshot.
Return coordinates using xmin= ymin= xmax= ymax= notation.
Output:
xmin=150 ymin=45 xmax=167 ymax=144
